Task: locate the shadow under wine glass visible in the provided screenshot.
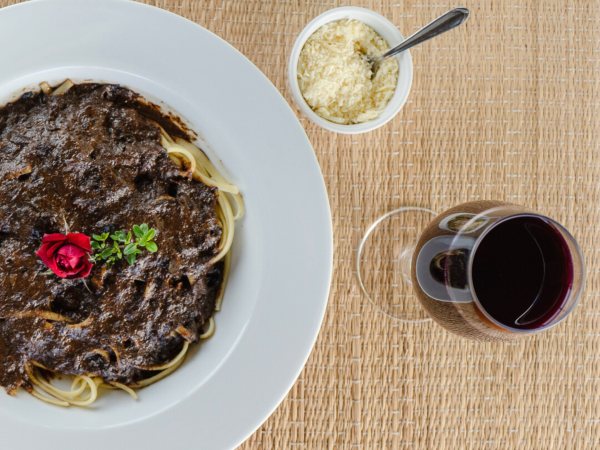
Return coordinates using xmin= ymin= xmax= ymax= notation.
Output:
xmin=357 ymin=201 xmax=585 ymax=341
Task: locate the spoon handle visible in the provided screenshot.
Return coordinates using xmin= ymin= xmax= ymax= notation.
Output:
xmin=381 ymin=7 xmax=470 ymax=61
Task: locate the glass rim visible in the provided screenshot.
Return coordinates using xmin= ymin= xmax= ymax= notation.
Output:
xmin=459 ymin=212 xmax=586 ymax=334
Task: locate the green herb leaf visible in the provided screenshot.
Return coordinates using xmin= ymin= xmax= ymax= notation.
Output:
xmin=40 ymin=269 xmax=54 ymax=275
xmin=92 ymin=224 xmax=157 ymax=267
xmin=123 ymin=243 xmax=137 ymax=255
xmin=100 ymin=248 xmax=114 ymax=259
xmin=133 ymin=225 xmax=143 ymax=238
xmin=144 ymin=229 xmax=156 ymax=241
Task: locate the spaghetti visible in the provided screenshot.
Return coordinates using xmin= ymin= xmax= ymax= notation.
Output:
xmin=22 ymin=80 xmax=244 ymax=407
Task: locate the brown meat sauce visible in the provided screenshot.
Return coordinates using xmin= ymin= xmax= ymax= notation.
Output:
xmin=0 ymin=84 xmax=223 ymax=394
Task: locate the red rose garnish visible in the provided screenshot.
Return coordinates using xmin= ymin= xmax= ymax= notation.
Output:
xmin=36 ymin=233 xmax=93 ymax=279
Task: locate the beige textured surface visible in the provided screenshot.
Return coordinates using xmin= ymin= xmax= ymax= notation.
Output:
xmin=3 ymin=0 xmax=600 ymax=448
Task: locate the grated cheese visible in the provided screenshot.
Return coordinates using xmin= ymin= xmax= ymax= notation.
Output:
xmin=297 ymin=19 xmax=399 ymax=125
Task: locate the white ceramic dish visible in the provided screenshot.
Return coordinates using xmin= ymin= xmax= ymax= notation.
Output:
xmin=287 ymin=6 xmax=413 ymax=134
xmin=0 ymin=1 xmax=333 ymax=449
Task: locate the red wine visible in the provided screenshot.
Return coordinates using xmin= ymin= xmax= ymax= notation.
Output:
xmin=471 ymin=216 xmax=574 ymax=330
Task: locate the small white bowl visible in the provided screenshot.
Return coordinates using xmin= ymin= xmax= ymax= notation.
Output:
xmin=288 ymin=7 xmax=413 ymax=134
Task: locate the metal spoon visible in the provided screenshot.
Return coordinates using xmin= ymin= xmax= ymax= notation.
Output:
xmin=365 ymin=7 xmax=470 ymax=78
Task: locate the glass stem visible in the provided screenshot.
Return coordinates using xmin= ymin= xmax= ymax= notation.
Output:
xmin=398 ymin=244 xmax=416 ymax=285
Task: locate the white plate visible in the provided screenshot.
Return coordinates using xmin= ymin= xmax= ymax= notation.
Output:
xmin=0 ymin=1 xmax=332 ymax=449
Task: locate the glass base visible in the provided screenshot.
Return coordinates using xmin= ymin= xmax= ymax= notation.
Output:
xmin=357 ymin=207 xmax=437 ymax=322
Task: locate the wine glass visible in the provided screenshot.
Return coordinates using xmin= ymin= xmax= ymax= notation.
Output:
xmin=357 ymin=201 xmax=585 ymax=341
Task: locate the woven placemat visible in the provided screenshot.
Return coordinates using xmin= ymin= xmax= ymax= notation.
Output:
xmin=3 ymin=0 xmax=599 ymax=448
